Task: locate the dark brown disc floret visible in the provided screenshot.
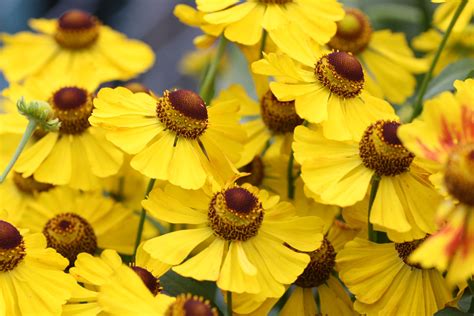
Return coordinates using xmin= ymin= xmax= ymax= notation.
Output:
xmin=0 ymin=220 xmax=26 ymax=272
xmin=54 ymin=10 xmax=100 ymax=49
xmin=328 ymin=8 xmax=372 ymax=54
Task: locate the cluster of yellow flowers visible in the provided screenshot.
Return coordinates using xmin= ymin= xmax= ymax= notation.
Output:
xmin=0 ymin=0 xmax=473 ymax=315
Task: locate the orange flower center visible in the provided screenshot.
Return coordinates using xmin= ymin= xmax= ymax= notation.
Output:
xmin=0 ymin=220 xmax=26 ymax=272
xmin=165 ymin=294 xmax=217 ymax=316
xmin=444 ymin=143 xmax=474 ymax=206
xmin=208 ymin=186 xmax=264 ymax=241
xmin=294 ymin=237 xmax=336 ymax=288
xmin=315 ymin=51 xmax=364 ymax=98
xmin=43 ymin=213 xmax=97 ymax=265
xmin=260 ymin=89 xmax=303 ymax=134
xmin=156 ymin=90 xmax=208 ymax=139
xmin=131 ymin=266 xmax=162 ymax=296
xmin=359 ymin=120 xmax=414 ymax=176
xmin=328 ymin=8 xmax=372 ymax=54
xmin=54 ymin=10 xmax=100 ymax=49
xmin=49 ymin=86 xmax=94 ymax=134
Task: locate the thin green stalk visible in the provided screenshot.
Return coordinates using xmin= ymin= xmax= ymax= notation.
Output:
xmin=132 ymin=178 xmax=156 ymax=260
xmin=0 ymin=120 xmax=37 ymax=183
xmin=259 ymin=30 xmax=268 ymax=58
xmin=227 ymin=291 xmax=233 ymax=316
xmin=199 ymin=37 xmax=228 ymax=104
xmin=367 ymin=174 xmax=381 ymax=242
xmin=410 ymin=0 xmax=469 ymax=121
xmin=287 ymin=151 xmax=296 ymax=200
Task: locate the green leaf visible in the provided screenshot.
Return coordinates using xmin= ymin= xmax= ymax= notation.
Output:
xmin=159 ymin=270 xmax=223 ymax=315
xmin=424 ymin=58 xmax=474 ymax=100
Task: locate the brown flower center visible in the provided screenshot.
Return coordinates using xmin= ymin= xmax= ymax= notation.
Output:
xmin=49 ymin=86 xmax=94 ymax=134
xmin=237 ymin=156 xmax=265 ymax=187
xmin=395 ymin=237 xmax=427 ymax=269
xmin=13 ymin=172 xmax=53 ymax=194
xmin=131 ymin=266 xmax=162 ymax=296
xmin=43 ymin=213 xmax=97 ymax=264
xmin=156 ymin=90 xmax=208 ymax=139
xmin=294 ymin=237 xmax=336 ymax=288
xmin=260 ymin=89 xmax=303 ymax=134
xmin=0 ymin=220 xmax=26 ymax=272
xmin=315 ymin=52 xmax=364 ymax=98
xmin=54 ymin=10 xmax=100 ymax=49
xmin=328 ymin=8 xmax=372 ymax=54
xmin=359 ymin=120 xmax=414 ymax=176
xmin=444 ymin=143 xmax=474 ymax=206
xmin=165 ymin=294 xmax=217 ymax=316
xmin=208 ymin=186 xmax=264 ymax=241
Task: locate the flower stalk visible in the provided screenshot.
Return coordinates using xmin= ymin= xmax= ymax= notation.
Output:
xmin=132 ymin=178 xmax=156 ymax=260
xmin=199 ymin=36 xmax=228 ymax=104
xmin=410 ymin=0 xmax=469 ymax=121
xmin=367 ymin=174 xmax=381 ymax=242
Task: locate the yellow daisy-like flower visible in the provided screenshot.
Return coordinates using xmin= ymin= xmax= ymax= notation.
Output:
xmin=142 ymin=182 xmax=324 ymax=298
xmin=413 ymin=25 xmax=474 ymax=75
xmin=90 ymin=86 xmax=246 ymax=190
xmin=326 ymin=8 xmax=426 ymax=104
xmin=293 ymin=121 xmax=442 ymax=242
xmin=64 ymin=246 xmax=171 ymax=315
xmin=253 ymin=26 xmax=396 ymax=141
xmin=1 ymin=73 xmax=123 ymax=191
xmin=337 ymin=237 xmax=453 ymax=315
xmin=0 ymin=212 xmax=81 ymax=315
xmin=18 ymin=186 xmax=144 ymax=265
xmin=0 ymin=9 xmax=154 ymax=83
xmin=232 ymin=210 xmax=357 ymax=316
xmin=398 ymin=78 xmax=474 ymax=284
xmin=432 ymin=0 xmax=474 ymax=32
xmin=195 ymin=0 xmax=344 ymax=46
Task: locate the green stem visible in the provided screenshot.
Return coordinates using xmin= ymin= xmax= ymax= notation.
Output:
xmin=227 ymin=291 xmax=233 ymax=316
xmin=367 ymin=174 xmax=381 ymax=242
xmin=199 ymin=37 xmax=228 ymax=104
xmin=132 ymin=178 xmax=156 ymax=260
xmin=0 ymin=120 xmax=37 ymax=183
xmin=287 ymin=151 xmax=296 ymax=200
xmin=468 ymin=278 xmax=474 ymax=313
xmin=259 ymin=30 xmax=268 ymax=58
xmin=410 ymin=0 xmax=468 ymax=121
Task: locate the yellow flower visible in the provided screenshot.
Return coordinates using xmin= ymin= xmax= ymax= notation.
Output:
xmin=90 ymin=86 xmax=246 ymax=190
xmin=337 ymin=237 xmax=453 ymax=316
xmin=18 ymin=186 xmax=145 ymax=265
xmin=174 ymin=4 xmax=223 ymax=48
xmin=432 ymin=0 xmax=474 ymax=32
xmin=232 ymin=216 xmax=358 ymax=316
xmin=142 ymin=182 xmax=324 ymax=299
xmin=64 ymin=246 xmax=171 ymax=315
xmin=413 ymin=25 xmax=474 ymax=75
xmin=0 ymin=212 xmax=82 ymax=315
xmin=327 ymin=8 xmax=426 ymax=104
xmin=195 ymin=0 xmax=344 ymax=46
xmin=0 ymin=9 xmax=154 ymax=83
xmin=253 ymin=27 xmax=396 ymax=141
xmin=293 ymin=121 xmax=442 ymax=242
xmin=1 ymin=73 xmax=123 ymax=191
xmin=398 ymin=78 xmax=474 ymax=285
